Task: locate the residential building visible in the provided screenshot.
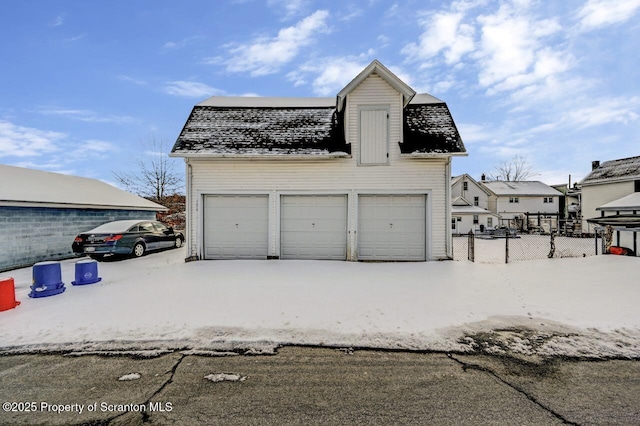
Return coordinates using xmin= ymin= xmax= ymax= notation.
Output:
xmin=171 ymin=60 xmax=466 ymax=261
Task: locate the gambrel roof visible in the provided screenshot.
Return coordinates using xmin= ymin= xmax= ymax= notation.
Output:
xmin=172 ymin=101 xmax=348 ymax=157
xmin=581 ymin=155 xmax=640 ymax=186
xmin=171 ymin=60 xmax=466 ymax=158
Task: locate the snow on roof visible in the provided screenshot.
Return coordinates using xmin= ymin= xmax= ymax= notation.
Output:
xmin=172 ymin=98 xmax=466 ymax=157
xmin=482 ymin=181 xmax=563 ymax=196
xmin=0 ymin=165 xmax=167 ymax=211
xmin=172 ymin=106 xmax=349 ymax=156
xmin=452 ymin=205 xmax=499 ymax=215
xmin=401 ymin=103 xmax=465 ymax=155
xmin=172 ymin=61 xmax=464 ymax=158
xmin=409 ymin=93 xmax=444 ymax=104
xmin=597 ymin=192 xmax=640 ymax=211
xmin=197 ymin=96 xmax=335 ymax=108
xmin=581 ymin=155 xmax=640 ymax=185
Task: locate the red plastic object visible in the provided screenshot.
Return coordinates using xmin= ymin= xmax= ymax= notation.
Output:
xmin=0 ymin=277 xmax=21 ymax=311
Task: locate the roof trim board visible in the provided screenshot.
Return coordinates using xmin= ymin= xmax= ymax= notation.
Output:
xmin=336 ymin=59 xmax=416 ymax=112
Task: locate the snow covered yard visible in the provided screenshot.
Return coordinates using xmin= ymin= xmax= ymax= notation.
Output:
xmin=0 ymin=248 xmax=638 ymax=359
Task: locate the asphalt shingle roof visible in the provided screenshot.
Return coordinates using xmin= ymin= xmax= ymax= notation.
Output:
xmin=172 ymin=97 xmax=466 ymax=157
xmin=172 ymin=106 xmax=347 ymax=156
xmin=581 ymin=156 xmax=640 ymax=185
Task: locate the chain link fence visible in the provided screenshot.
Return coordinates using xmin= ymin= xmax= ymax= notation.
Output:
xmin=453 ymin=231 xmax=601 ymax=264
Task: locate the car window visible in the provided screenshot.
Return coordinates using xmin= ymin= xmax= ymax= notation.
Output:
xmin=127 ymin=225 xmax=140 ymax=232
xmin=139 ymin=223 xmax=156 ymax=233
xmin=153 ymin=222 xmax=168 ymax=233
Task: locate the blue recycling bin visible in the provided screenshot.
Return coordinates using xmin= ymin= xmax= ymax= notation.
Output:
xmin=72 ymin=259 xmax=102 ymax=286
xmin=29 ymin=261 xmax=66 ymax=298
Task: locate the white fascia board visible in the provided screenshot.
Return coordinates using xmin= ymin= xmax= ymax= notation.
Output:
xmin=400 ymin=152 xmax=468 ymax=158
xmin=0 ymin=201 xmax=167 ymax=211
xmin=168 ymin=153 xmax=351 ymax=160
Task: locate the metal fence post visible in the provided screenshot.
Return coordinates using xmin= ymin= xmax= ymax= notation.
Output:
xmin=548 ymin=231 xmax=556 ymax=258
xmin=467 ymin=231 xmax=475 ymax=262
xmin=505 ymin=228 xmax=509 ymax=264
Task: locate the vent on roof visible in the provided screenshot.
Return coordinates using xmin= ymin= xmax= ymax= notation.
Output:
xmin=592 ymin=160 xmax=600 ymax=170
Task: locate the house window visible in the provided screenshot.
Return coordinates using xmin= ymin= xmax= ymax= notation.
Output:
xmin=473 ymin=215 xmax=479 ymax=224
xmin=509 ymin=197 xmax=519 ymax=203
xmin=474 ymin=196 xmax=479 ymax=206
xmin=451 ymin=218 xmax=456 ymax=230
xmin=487 ymin=217 xmax=493 ymax=228
xmin=635 ymin=180 xmax=640 ymax=192
xmin=463 ymin=182 xmax=468 ymax=191
xmin=359 ymin=106 xmax=389 ymax=165
xmin=543 ymin=197 xmax=554 ymax=203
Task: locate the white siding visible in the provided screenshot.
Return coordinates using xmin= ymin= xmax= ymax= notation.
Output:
xmin=452 ymin=177 xmax=489 ymax=209
xmin=495 ymin=196 xmax=559 ymax=219
xmin=452 ymin=213 xmax=496 ymax=234
xmin=346 ymin=74 xmax=402 ymax=164
xmin=581 ymin=181 xmax=635 ymax=232
xmin=187 ymin=158 xmax=448 ymax=260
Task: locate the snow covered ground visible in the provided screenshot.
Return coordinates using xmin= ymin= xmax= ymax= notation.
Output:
xmin=0 ymin=248 xmax=638 ymax=359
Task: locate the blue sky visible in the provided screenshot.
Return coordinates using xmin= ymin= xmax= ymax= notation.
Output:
xmin=1 ymin=0 xmax=639 ymax=189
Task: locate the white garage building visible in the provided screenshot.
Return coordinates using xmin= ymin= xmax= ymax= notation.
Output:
xmin=171 ymin=60 xmax=466 ymax=261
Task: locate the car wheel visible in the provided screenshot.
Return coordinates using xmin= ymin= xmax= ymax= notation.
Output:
xmin=132 ymin=242 xmax=146 ymax=258
xmin=175 ymin=237 xmax=183 ymax=248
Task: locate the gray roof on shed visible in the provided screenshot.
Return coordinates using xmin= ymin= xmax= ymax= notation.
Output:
xmin=581 ymin=156 xmax=640 ymax=185
xmin=0 ymin=164 xmax=167 ymax=211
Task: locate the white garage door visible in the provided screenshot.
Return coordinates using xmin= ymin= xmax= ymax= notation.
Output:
xmin=281 ymin=195 xmax=347 ymax=260
xmin=204 ymin=195 xmax=269 ymax=259
xmin=358 ymin=195 xmax=426 ymax=261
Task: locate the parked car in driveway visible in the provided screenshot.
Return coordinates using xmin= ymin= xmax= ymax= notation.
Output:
xmin=72 ymin=220 xmax=184 ymax=260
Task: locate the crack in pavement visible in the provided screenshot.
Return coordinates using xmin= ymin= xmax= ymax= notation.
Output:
xmin=447 ymin=353 xmax=579 ymax=425
xmin=69 ymin=354 xmax=187 ymax=426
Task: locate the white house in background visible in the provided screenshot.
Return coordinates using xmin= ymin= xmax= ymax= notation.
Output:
xmin=451 ymin=174 xmax=499 ymax=233
xmin=482 ymin=181 xmax=562 ymax=229
xmin=580 ymin=156 xmax=640 ymax=233
xmin=170 ymin=60 xmax=467 ymax=261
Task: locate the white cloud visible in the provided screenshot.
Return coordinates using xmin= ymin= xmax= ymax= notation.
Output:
xmin=474 ymin=4 xmax=564 ymax=91
xmin=402 ymin=11 xmax=475 ymax=65
xmin=162 ymin=36 xmax=202 ymax=50
xmin=221 ymin=10 xmax=330 ymax=76
xmin=118 ymin=75 xmax=147 ymax=86
xmin=289 ymin=58 xmax=368 ymax=96
xmin=52 ymin=15 xmax=64 ymax=27
xmin=38 ymin=108 xmax=136 ymax=124
xmin=267 ymin=0 xmax=309 ymax=19
xmin=164 ymin=81 xmax=223 ymax=98
xmin=0 ymin=120 xmax=66 ymax=158
xmin=564 ymin=97 xmax=640 ymax=129
xmin=577 ymin=0 xmax=640 ymax=31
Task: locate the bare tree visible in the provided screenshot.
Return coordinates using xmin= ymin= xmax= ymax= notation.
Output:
xmin=113 ymin=137 xmax=183 ymax=201
xmin=487 ymin=155 xmax=537 ymax=181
